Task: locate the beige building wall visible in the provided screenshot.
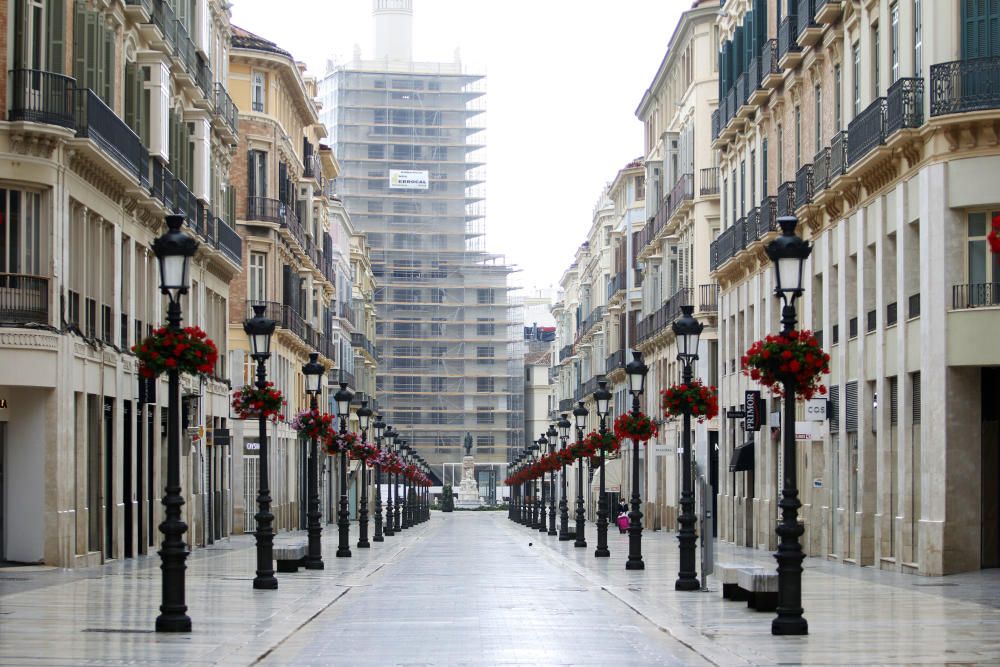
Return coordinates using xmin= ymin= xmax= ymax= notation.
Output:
xmin=713 ymin=0 xmax=1000 ymax=575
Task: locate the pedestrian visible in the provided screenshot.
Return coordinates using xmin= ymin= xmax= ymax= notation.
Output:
xmin=617 ymin=499 xmax=629 ymax=534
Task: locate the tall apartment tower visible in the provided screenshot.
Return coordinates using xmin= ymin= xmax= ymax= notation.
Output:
xmin=318 ymin=0 xmax=523 ymax=479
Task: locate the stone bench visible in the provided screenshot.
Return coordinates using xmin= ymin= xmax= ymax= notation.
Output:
xmin=736 ymin=567 xmax=778 ymax=612
xmin=274 ymin=543 xmax=307 ymax=573
xmin=717 ymin=563 xmax=760 ymax=602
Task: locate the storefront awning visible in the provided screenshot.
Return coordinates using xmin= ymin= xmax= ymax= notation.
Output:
xmin=729 ymin=441 xmax=755 ymax=472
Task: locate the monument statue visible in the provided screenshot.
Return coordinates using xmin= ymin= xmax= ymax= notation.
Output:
xmin=455 ymin=432 xmax=483 ymax=508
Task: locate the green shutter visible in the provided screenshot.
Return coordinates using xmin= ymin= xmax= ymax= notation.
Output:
xmin=14 ymin=0 xmax=26 ymax=70
xmin=124 ymin=61 xmax=136 ymax=129
xmin=48 ymin=0 xmax=65 ymax=74
xmin=72 ymin=1 xmax=85 ymax=83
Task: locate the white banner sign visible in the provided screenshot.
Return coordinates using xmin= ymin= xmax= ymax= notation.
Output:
xmin=389 ymin=169 xmax=429 ymax=189
xmin=795 ymin=421 xmax=821 ymax=441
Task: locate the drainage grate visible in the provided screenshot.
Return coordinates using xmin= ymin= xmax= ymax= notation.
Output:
xmin=83 ymin=628 xmax=155 ymax=634
xmin=913 ymin=582 xmax=959 ymax=587
xmin=0 ymin=577 xmax=29 ymax=581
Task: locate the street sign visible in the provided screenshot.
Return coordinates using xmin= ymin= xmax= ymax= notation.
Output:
xmin=744 ymin=391 xmax=763 ymax=431
xmin=726 ymin=409 xmax=746 ymax=419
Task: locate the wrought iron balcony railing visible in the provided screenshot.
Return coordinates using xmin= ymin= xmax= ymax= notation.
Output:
xmin=700 ymin=167 xmax=720 ymax=196
xmin=794 ymin=164 xmax=814 ymax=209
xmin=930 ymin=56 xmax=1000 ymax=117
xmin=215 ymin=217 xmax=242 ymax=266
xmin=712 ymin=108 xmax=721 ymax=141
xmin=74 ymin=88 xmax=149 ymax=187
xmin=830 ymin=130 xmax=848 ymax=178
xmin=747 ymin=56 xmax=762 ymax=96
xmin=762 ymin=39 xmax=781 ymax=82
xmin=847 ymin=97 xmax=887 ymax=166
xmin=699 ymin=284 xmax=719 ymax=313
xmin=797 ymin=0 xmax=817 ymax=38
xmin=213 ymin=82 xmax=238 ymax=134
xmin=778 ymin=15 xmax=801 ymax=62
xmin=953 ymin=283 xmax=1000 ymax=309
xmin=886 ymin=77 xmax=925 ymax=134
xmin=8 ymin=69 xmax=76 ymax=128
xmin=812 ymin=147 xmax=832 ymax=193
xmin=0 ymin=273 xmax=49 ymax=325
xmin=606 ymin=349 xmax=626 ymax=372
xmin=559 ymin=344 xmax=574 ymax=362
xmin=776 ymin=181 xmax=796 ymax=218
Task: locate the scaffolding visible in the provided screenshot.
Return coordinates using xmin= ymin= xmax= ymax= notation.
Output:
xmin=319 ymin=62 xmax=523 ymax=468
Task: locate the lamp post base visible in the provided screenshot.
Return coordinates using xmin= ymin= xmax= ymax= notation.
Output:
xmin=253 ymin=576 xmax=278 ymax=590
xmin=625 ymin=559 xmax=645 ymax=571
xmin=772 ymin=616 xmax=809 ymax=636
xmin=155 ymin=615 xmax=191 ymax=633
xmin=594 ymin=546 xmax=610 ymax=558
xmin=674 ymin=576 xmax=699 ymax=590
xmin=303 ymin=560 xmax=325 ymax=570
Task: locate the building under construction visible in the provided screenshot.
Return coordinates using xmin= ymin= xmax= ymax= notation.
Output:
xmin=317 ymin=0 xmax=522 ymax=482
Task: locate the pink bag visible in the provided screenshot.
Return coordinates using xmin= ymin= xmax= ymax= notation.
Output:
xmin=617 ymin=514 xmax=630 ymax=531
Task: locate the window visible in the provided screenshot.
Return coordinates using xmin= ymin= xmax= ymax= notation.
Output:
xmin=477 ymin=318 xmax=495 ymax=336
xmin=872 ymin=23 xmax=880 ymax=96
xmin=890 ymin=3 xmax=900 ymax=84
xmin=966 ymin=211 xmax=1000 ymax=306
xmin=249 ymin=252 xmax=266 ymax=302
xmin=248 ymin=150 xmax=267 ymax=199
xmin=750 ymin=148 xmax=757 ymax=204
xmin=814 ymin=85 xmax=822 ymax=153
xmin=777 ymin=124 xmax=783 ymax=184
xmin=431 ymin=377 xmax=446 ymax=393
xmin=853 ymin=42 xmax=861 ymax=117
xmin=476 ymin=346 xmax=494 ymax=365
xmin=430 ymin=288 xmax=445 ymax=304
xmin=252 ymin=71 xmax=265 ymax=112
xmin=913 ymin=0 xmax=922 ymax=75
xmin=794 ymin=106 xmax=801 ymax=169
xmin=73 ymin=0 xmax=114 ymax=103
xmin=477 ymin=377 xmax=495 ymax=393
xmin=835 ymin=64 xmax=842 ymax=130
xmin=0 ymin=188 xmax=42 ymax=276
xmin=476 ymin=407 xmax=495 ymax=424
xmin=762 ymin=137 xmax=768 ymax=196
xmin=476 ymin=435 xmax=495 ymax=453
xmin=431 ymin=346 xmax=447 ymax=357
xmin=393 ymin=376 xmax=421 ymax=392
xmin=634 ymin=175 xmax=645 ymax=201
xmin=477 ymin=288 xmax=495 ymax=304
xmin=368 ymin=144 xmax=385 ymax=159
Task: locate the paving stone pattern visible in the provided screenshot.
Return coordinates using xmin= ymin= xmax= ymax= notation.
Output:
xmin=3 ymin=512 xmax=1000 ymax=665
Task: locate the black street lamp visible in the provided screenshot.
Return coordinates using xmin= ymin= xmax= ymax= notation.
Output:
xmin=625 ymin=351 xmax=649 ymax=571
xmin=573 ymin=402 xmax=588 ymax=548
xmin=766 ymin=216 xmax=812 ymax=636
xmin=244 ymin=303 xmax=278 ymax=589
xmin=302 ymin=353 xmax=326 ymax=570
xmin=546 ymin=423 xmax=558 ymax=536
xmin=372 ymin=414 xmax=386 ymax=542
xmin=153 ymin=214 xmax=196 ymax=632
xmin=557 ymin=413 xmax=572 ymax=540
xmin=334 ymin=382 xmax=354 ymax=557
xmin=399 ymin=442 xmax=410 ymax=529
xmin=395 ymin=440 xmax=405 ymax=531
xmin=672 ymin=305 xmax=703 ymax=590
xmin=383 ymin=426 xmax=397 ymax=536
xmin=535 ymin=439 xmax=546 ymax=532
xmin=356 ymin=400 xmax=372 ymax=548
xmin=594 ymin=380 xmax=613 ymax=558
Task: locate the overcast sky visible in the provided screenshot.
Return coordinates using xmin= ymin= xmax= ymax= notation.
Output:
xmin=230 ymin=0 xmax=685 ymax=297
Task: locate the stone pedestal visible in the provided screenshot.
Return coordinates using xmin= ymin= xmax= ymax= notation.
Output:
xmin=455 ymin=456 xmax=482 ymax=509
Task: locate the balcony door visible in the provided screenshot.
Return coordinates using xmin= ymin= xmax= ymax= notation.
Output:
xmin=966 ymin=211 xmax=1000 ymax=307
xmin=963 ymin=0 xmax=1000 ymax=59
xmin=12 ymin=0 xmax=51 ymax=108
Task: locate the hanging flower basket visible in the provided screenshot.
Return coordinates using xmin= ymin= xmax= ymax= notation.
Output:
xmin=323 ymin=430 xmax=359 ymax=456
xmin=583 ymin=430 xmax=620 ymax=455
xmin=133 ymin=326 xmax=218 ymax=379
xmin=989 ymin=213 xmax=1000 ymax=254
xmin=557 ymin=448 xmax=576 ymax=467
xmin=613 ymin=411 xmax=658 ymax=443
xmin=742 ymin=330 xmax=830 ymax=400
xmin=379 ymin=450 xmax=404 ymax=474
xmin=288 ymin=409 xmax=336 ymax=442
xmin=232 ymin=383 xmax=285 ymax=422
xmin=348 ymin=439 xmax=379 ymax=463
xmin=661 ymin=380 xmax=719 ymax=423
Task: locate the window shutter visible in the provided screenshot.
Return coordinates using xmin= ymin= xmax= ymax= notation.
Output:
xmin=830 ymin=384 xmax=840 ymax=432
xmin=845 ymin=380 xmax=858 ymax=432
xmin=278 ymin=162 xmax=287 ymax=203
xmin=247 ymin=151 xmax=256 ymax=203
xmin=48 ymin=0 xmax=66 ymax=73
xmin=912 ymin=372 xmax=921 ymax=424
xmin=964 ymin=0 xmax=987 ymax=58
xmin=889 ymin=376 xmax=898 ymax=425
xmin=282 ymin=265 xmax=294 ymax=308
